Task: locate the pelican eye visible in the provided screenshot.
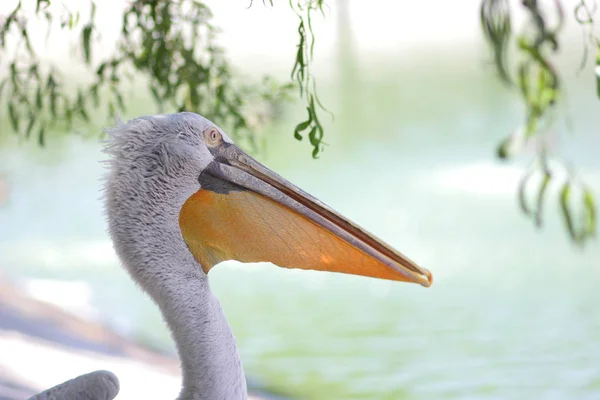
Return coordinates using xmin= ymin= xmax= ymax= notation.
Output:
xmin=204 ymin=127 xmax=222 ymax=147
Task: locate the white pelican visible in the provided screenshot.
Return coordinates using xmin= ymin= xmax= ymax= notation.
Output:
xmin=30 ymin=112 xmax=433 ymax=400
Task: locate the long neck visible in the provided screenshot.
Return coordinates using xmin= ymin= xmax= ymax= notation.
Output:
xmin=107 ymin=174 xmax=247 ymax=399
xmin=155 ymin=268 xmax=247 ymax=400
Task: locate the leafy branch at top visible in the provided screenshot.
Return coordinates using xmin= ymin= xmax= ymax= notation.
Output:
xmin=0 ymin=0 xmax=93 ymax=145
xmin=0 ymin=0 xmax=291 ymax=150
xmin=480 ymin=0 xmax=597 ymax=245
xmin=1 ymin=0 xmax=597 ymax=244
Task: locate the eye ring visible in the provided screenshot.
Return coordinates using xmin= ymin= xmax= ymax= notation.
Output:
xmin=204 ymin=127 xmax=222 ymax=146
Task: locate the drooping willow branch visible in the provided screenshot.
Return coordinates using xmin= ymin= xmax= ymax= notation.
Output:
xmin=480 ymin=0 xmax=597 ymax=245
xmin=0 ymin=0 xmax=291 ymax=150
xmin=249 ymin=0 xmax=330 ymax=157
xmin=1 ymin=0 xmax=597 ymax=244
xmin=287 ymin=0 xmax=330 ymax=158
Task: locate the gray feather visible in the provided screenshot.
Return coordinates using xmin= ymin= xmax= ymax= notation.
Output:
xmin=29 ymin=370 xmax=119 ymax=400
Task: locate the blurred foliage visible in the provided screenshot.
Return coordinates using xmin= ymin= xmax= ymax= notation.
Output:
xmin=0 ymin=0 xmax=293 ymax=151
xmin=0 ymin=0 xmax=597 ymax=244
xmin=481 ymin=0 xmax=597 ymax=245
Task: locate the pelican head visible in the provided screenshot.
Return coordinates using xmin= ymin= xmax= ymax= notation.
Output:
xmin=102 ymin=112 xmax=432 ymax=399
xmin=105 ymin=112 xmax=432 ymax=286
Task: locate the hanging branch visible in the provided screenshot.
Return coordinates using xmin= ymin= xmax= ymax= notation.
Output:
xmin=481 ymin=0 xmax=597 ymax=245
xmin=288 ymin=0 xmax=330 ymax=158
xmin=1 ymin=0 xmax=597 ymax=244
xmin=0 ymin=0 xmax=292 ymax=150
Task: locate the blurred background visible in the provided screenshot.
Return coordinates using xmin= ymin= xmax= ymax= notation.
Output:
xmin=1 ymin=0 xmax=599 ymax=399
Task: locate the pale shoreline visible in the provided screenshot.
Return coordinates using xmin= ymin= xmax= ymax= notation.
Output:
xmin=0 ymin=273 xmax=285 ymax=400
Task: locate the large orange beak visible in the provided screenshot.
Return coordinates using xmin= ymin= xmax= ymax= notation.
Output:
xmin=179 ymin=142 xmax=432 ymax=287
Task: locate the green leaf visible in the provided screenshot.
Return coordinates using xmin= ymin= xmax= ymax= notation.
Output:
xmin=96 ymin=62 xmax=106 ymax=77
xmin=21 ymin=27 xmax=34 ymax=55
xmin=28 ymin=64 xmax=39 ymax=79
xmin=36 ymin=0 xmax=50 ymax=13
xmin=497 ymin=136 xmax=511 ymax=159
xmin=518 ymin=167 xmax=535 ymax=216
xmin=90 ymin=84 xmax=100 ymax=107
xmin=560 ymin=182 xmax=577 ymax=242
xmin=38 ymin=126 xmax=45 ymax=147
xmin=534 ymin=170 xmax=551 ymax=227
xmin=308 ymin=126 xmax=321 ymax=158
xmin=49 ymin=90 xmax=57 ymax=117
xmin=8 ymin=102 xmax=19 ymax=132
xmin=25 ymin=116 xmax=35 ymax=138
xmin=46 ymin=73 xmax=55 ymax=90
xmin=82 ymin=25 xmax=93 ymax=64
xmin=583 ymin=187 xmax=596 ymax=237
xmin=108 ymin=101 xmax=116 ymax=118
xmin=596 ymin=45 xmax=600 ymax=99
xmin=311 ymin=144 xmax=319 ymax=158
xmin=293 ymin=107 xmax=313 ymax=141
xmin=79 ymin=109 xmax=89 ymax=121
xmin=480 ymin=0 xmax=513 ymax=84
xmin=9 ymin=63 xmax=18 ymax=87
xmin=293 ymin=121 xmax=310 ymax=140
xmin=35 ymin=86 xmax=43 ymax=110
xmin=308 ymin=126 xmax=318 ymax=146
xmin=113 ymin=88 xmax=125 ymax=111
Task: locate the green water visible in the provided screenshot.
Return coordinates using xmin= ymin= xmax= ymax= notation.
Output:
xmin=1 ymin=48 xmax=599 ymax=399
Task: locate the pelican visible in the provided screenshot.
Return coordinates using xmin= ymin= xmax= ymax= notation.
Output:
xmin=30 ymin=112 xmax=432 ymax=400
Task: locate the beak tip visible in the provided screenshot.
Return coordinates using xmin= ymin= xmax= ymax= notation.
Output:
xmin=420 ymin=268 xmax=433 ymax=287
